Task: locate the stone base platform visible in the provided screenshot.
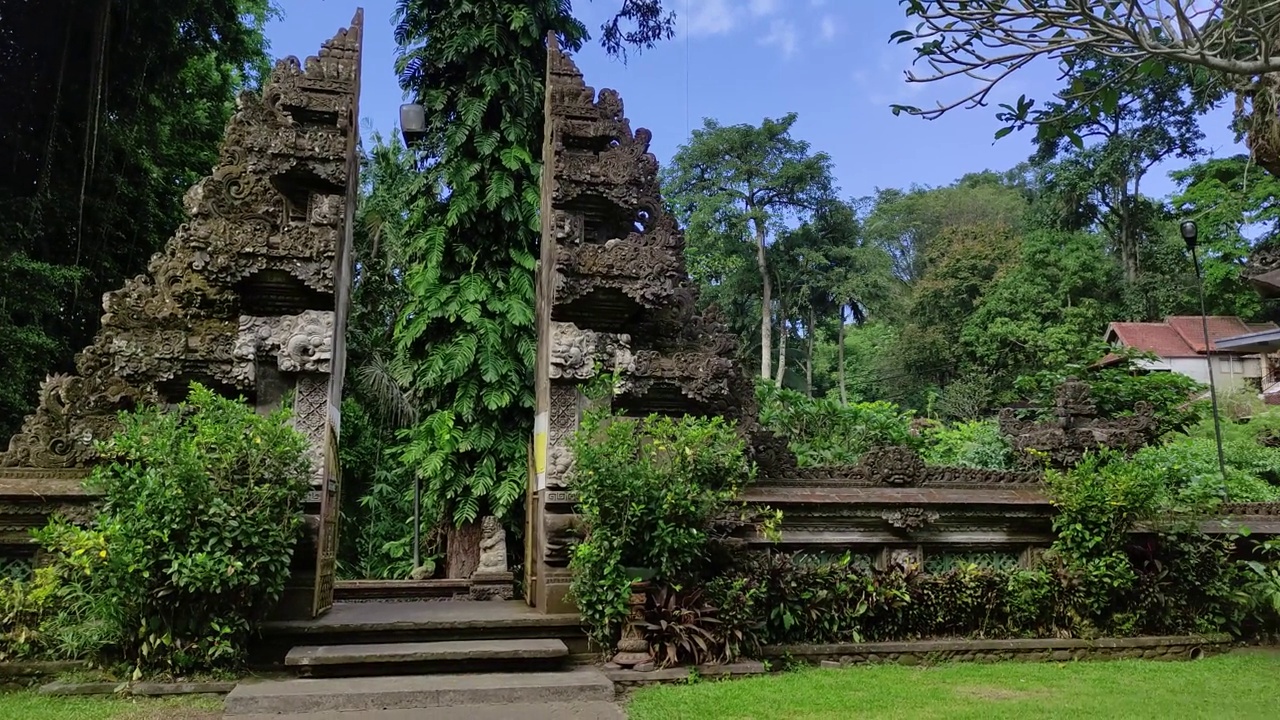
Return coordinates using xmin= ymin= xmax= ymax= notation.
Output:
xmin=285 ymin=638 xmax=570 ymax=677
xmin=763 ymin=634 xmax=1233 ymax=666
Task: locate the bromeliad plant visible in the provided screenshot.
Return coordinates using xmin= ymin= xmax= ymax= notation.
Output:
xmin=641 ymin=585 xmax=726 ymax=667
xmin=567 ymin=408 xmax=754 ymax=650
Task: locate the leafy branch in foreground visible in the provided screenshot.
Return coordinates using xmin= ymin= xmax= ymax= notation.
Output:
xmin=889 ymin=1 xmax=1280 ymax=175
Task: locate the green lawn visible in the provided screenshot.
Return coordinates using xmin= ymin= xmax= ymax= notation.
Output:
xmin=0 ymin=693 xmax=220 ymax=720
xmin=627 ymin=652 xmax=1280 ymax=720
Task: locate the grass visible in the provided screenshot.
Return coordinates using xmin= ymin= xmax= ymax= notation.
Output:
xmin=627 ymin=652 xmax=1280 ymax=720
xmin=0 ymin=693 xmax=221 ymax=720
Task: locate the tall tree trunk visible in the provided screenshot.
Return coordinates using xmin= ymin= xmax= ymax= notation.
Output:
xmin=775 ymin=311 xmax=788 ymax=388
xmin=1118 ymin=182 xmax=1137 ymax=285
xmin=805 ymin=306 xmax=815 ymax=397
xmin=837 ymin=305 xmax=848 ymax=406
xmin=446 ymin=520 xmax=482 ymax=579
xmin=753 ymin=214 xmax=772 ymax=379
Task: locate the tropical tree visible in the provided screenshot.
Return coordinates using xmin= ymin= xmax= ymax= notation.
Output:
xmin=861 ymin=171 xmax=1028 ymax=284
xmin=1171 ymin=155 xmax=1280 ymax=318
xmin=891 ymin=1 xmax=1280 ymax=175
xmin=802 ymin=200 xmax=897 ymax=403
xmin=389 ymin=0 xmax=678 ymax=575
xmin=1030 ymin=52 xmax=1216 ymax=284
xmin=390 ymin=0 xmax=586 ymax=574
xmin=663 ymin=113 xmax=835 ymax=380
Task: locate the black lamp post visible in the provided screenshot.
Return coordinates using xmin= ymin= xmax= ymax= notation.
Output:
xmin=1182 ymin=220 xmax=1228 ymax=482
xmin=400 ymin=102 xmax=426 ymax=573
xmin=400 ymin=103 xmax=427 ymax=147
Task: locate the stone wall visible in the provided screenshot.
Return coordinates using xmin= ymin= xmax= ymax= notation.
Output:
xmin=764 ymin=635 xmax=1232 ymax=667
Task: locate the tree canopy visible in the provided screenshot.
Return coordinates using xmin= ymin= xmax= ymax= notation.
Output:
xmin=893 ymin=0 xmax=1280 ymax=176
xmin=0 ymin=0 xmax=273 ymax=439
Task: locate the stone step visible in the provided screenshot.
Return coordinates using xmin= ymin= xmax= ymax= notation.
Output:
xmin=285 ymin=639 xmax=569 ymax=677
xmin=228 ymin=701 xmax=624 ymax=720
xmin=223 ymin=668 xmax=615 ymax=716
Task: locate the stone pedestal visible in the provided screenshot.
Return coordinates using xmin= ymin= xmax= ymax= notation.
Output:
xmin=469 ymin=572 xmax=515 ymax=601
xmin=607 ymin=581 xmax=654 ymax=671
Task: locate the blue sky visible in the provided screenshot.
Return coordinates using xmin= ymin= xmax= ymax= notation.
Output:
xmin=266 ymin=0 xmax=1243 ymax=202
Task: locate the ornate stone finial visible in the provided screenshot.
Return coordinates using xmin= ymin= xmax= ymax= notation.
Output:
xmin=1000 ymin=378 xmax=1157 ymax=470
xmin=1054 ymin=376 xmax=1097 ymax=426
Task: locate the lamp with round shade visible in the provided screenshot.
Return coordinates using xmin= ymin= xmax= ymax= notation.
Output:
xmin=400 ymin=103 xmax=427 ymax=146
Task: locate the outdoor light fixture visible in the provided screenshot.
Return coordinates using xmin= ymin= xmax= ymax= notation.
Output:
xmin=398 ymin=101 xmax=428 ymax=571
xmin=400 ymin=103 xmax=427 ymax=146
xmin=1183 ymin=218 xmax=1228 ymax=481
xmin=1181 ymin=220 xmax=1199 ymax=251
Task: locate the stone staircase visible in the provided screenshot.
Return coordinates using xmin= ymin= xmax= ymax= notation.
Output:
xmin=224 ymin=667 xmax=617 ymax=718
xmin=227 ymin=601 xmax=617 ymax=718
xmin=283 ymin=638 xmax=571 ymax=678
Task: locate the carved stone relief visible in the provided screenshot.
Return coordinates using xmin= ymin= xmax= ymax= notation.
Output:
xmin=548 ymin=322 xmax=633 ymax=380
xmin=883 ymin=507 xmax=940 ymax=532
xmin=998 ymin=378 xmax=1158 ymax=470
xmin=293 ymin=375 xmax=329 ymax=487
xmin=233 ymin=310 xmax=335 ymax=382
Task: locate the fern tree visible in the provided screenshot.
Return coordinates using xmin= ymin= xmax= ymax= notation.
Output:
xmin=391 ymin=0 xmax=673 ymax=576
xmin=390 ymin=1 xmax=585 ymax=574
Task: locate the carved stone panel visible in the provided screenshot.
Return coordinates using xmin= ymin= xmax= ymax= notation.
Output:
xmin=544 ymin=383 xmax=583 ymax=490
xmin=293 ymin=374 xmax=330 ymax=487
xmin=233 ymin=310 xmax=335 ymax=383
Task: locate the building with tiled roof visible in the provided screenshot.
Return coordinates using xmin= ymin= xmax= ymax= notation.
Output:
xmin=1103 ymin=316 xmax=1280 ymax=394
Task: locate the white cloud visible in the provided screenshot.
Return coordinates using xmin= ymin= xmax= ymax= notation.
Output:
xmin=819 ymin=14 xmax=837 ymax=41
xmin=750 ymin=0 xmax=780 ymax=16
xmin=760 ymin=19 xmax=799 ymax=59
xmin=686 ymin=0 xmax=737 ymax=37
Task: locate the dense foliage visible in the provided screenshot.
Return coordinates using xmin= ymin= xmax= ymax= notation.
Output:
xmin=0 ymin=0 xmax=274 ymax=440
xmin=567 ymin=409 xmax=757 ymax=650
xmin=567 ymin=383 xmax=1280 ymax=662
xmin=756 ymin=383 xmax=916 ymax=466
xmin=389 ymin=0 xmax=586 ymax=535
xmin=0 ymin=385 xmax=310 ymax=673
xmin=651 ymin=446 xmax=1274 ymax=660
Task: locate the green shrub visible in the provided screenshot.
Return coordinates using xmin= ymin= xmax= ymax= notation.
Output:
xmin=918 ymin=420 xmax=1012 ymax=469
xmin=1130 ymin=438 xmax=1280 ymax=506
xmin=568 ymin=411 xmax=754 ymax=649
xmin=36 ymin=383 xmax=311 ymax=674
xmin=756 ymin=382 xmax=916 ymax=466
xmin=0 ymin=567 xmax=63 ymax=660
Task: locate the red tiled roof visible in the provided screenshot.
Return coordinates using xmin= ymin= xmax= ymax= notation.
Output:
xmin=1106 ymin=316 xmax=1271 ymax=357
xmin=1107 ymin=322 xmax=1197 ymax=357
xmin=1166 ymin=315 xmax=1254 ymax=353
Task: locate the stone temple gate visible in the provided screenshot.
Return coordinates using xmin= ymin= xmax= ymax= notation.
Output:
xmin=6 ymin=11 xmax=1232 ymax=627
xmin=0 ymin=11 xmax=364 ymax=618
